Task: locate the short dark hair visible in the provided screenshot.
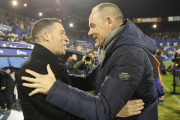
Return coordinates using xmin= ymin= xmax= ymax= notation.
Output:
xmin=31 ymin=18 xmax=62 ymax=42
xmin=156 ymin=50 xmax=163 ymax=55
xmin=92 ymin=3 xmax=124 ymax=22
xmin=86 ymin=49 xmax=94 ymax=56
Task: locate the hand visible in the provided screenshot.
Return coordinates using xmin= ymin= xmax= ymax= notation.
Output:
xmin=175 ymin=64 xmax=178 ymax=67
xmin=85 ymin=60 xmax=91 ymax=65
xmin=21 ymin=64 xmax=56 ymax=96
xmin=116 ymin=99 xmax=144 ymax=118
xmin=82 ymin=56 xmax=85 ymax=62
xmin=159 ymin=96 xmax=164 ymax=101
xmin=1 ymin=87 xmax=5 ymax=90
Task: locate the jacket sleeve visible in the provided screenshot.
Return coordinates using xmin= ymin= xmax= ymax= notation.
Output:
xmin=88 ymin=59 xmax=100 ymax=71
xmin=46 ymin=48 xmax=145 ymax=120
xmin=155 ymin=78 xmax=164 ymax=97
xmin=74 ymin=60 xmax=85 ymax=70
xmin=70 ymin=65 xmax=100 ymax=91
xmin=18 ymin=62 xmax=74 ymax=119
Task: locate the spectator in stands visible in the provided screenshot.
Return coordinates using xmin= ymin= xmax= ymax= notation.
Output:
xmin=68 ymin=54 xmax=77 ymax=74
xmin=75 ymin=49 xmax=100 ymax=75
xmin=0 ymin=31 xmax=5 ymax=41
xmin=171 ymin=49 xmax=180 ymax=86
xmin=5 ymin=29 xmax=10 ymax=36
xmin=22 ymin=35 xmax=27 ymax=42
xmin=0 ymin=68 xmax=14 ymax=114
xmin=156 ymin=50 xmax=166 ymax=75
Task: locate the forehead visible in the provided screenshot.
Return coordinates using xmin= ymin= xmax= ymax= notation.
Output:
xmin=54 ymin=22 xmax=64 ymax=31
xmin=89 ymin=10 xmax=99 ymax=25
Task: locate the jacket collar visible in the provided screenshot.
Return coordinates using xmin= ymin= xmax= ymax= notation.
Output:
xmin=31 ymin=43 xmax=64 ymax=64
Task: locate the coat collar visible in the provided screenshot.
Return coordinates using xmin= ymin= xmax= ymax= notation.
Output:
xmin=31 ymin=43 xmax=64 ymax=64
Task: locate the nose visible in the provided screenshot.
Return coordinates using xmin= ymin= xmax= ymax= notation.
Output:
xmin=64 ymin=35 xmax=69 ymax=42
xmin=88 ymin=28 xmax=93 ymax=36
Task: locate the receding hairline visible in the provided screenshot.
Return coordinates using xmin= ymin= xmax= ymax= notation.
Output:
xmin=91 ymin=3 xmax=124 ymax=21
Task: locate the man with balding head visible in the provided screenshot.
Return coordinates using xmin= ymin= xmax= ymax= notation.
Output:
xmin=21 ymin=3 xmax=158 ymax=120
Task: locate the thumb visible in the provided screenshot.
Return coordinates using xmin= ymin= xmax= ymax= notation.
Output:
xmin=47 ymin=64 xmax=54 ymax=75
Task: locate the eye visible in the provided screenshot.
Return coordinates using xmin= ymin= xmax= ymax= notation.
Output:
xmin=90 ymin=24 xmax=95 ymax=28
xmin=61 ymin=31 xmax=65 ymax=34
xmin=91 ymin=25 xmax=95 ymax=28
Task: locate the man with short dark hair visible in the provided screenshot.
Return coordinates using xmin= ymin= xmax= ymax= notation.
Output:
xmin=17 ymin=18 xmax=82 ymax=120
xmin=21 ymin=3 xmax=157 ymax=120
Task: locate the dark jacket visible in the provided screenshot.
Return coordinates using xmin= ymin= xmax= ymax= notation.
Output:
xmin=17 ymin=44 xmax=82 ymax=120
xmin=155 ymin=54 xmax=166 ymax=69
xmin=68 ymin=59 xmax=77 ymax=74
xmin=75 ymin=58 xmax=100 ymax=75
xmin=149 ymin=55 xmax=164 ymax=97
xmin=45 ymin=19 xmax=158 ymax=120
xmin=0 ymin=69 xmax=14 ymax=88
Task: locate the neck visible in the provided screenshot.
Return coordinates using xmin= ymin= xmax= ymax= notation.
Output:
xmin=37 ymin=42 xmax=56 ymax=55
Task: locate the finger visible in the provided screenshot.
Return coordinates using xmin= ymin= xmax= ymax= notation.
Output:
xmin=132 ymin=111 xmax=141 ymax=116
xmin=137 ymin=106 xmax=144 ymax=111
xmin=25 ymin=69 xmax=41 ymax=78
xmin=127 ymin=103 xmax=144 ymax=111
xmin=162 ymin=96 xmax=164 ymax=100
xmin=159 ymin=97 xmax=162 ymax=100
xmin=127 ymin=102 xmax=144 ymax=110
xmin=23 ymin=83 xmax=39 ymax=88
xmin=29 ymin=89 xmax=40 ymax=96
xmin=129 ymin=99 xmax=143 ymax=105
xmin=129 ymin=105 xmax=144 ymax=113
xmin=21 ymin=76 xmax=36 ymax=83
xmin=133 ymin=99 xmax=143 ymax=104
xmin=47 ymin=64 xmax=54 ymax=75
xmin=139 ymin=102 xmax=145 ymax=106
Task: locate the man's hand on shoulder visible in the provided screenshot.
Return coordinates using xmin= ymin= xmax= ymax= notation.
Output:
xmin=116 ymin=99 xmax=144 ymax=118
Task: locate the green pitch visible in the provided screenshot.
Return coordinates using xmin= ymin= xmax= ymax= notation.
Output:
xmin=158 ymin=61 xmax=180 ymax=120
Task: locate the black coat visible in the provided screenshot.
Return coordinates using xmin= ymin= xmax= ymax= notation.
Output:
xmin=0 ymin=69 xmax=14 ymax=89
xmin=68 ymin=59 xmax=77 ymax=74
xmin=17 ymin=44 xmax=82 ymax=120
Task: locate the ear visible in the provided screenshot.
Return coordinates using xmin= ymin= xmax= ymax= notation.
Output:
xmin=106 ymin=17 xmax=113 ymax=29
xmin=42 ymin=32 xmax=50 ymax=42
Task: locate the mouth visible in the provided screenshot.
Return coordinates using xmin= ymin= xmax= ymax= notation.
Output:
xmin=93 ymin=35 xmax=97 ymax=40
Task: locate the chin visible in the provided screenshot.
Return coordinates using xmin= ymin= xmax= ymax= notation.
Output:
xmin=63 ymin=51 xmax=66 ymax=55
